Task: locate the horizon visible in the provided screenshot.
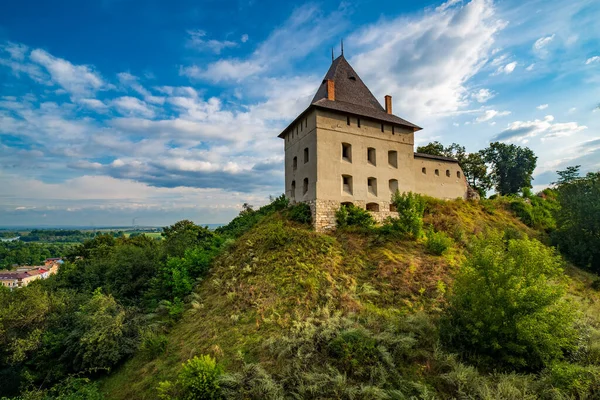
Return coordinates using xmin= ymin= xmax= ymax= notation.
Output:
xmin=1 ymin=0 xmax=599 ymax=226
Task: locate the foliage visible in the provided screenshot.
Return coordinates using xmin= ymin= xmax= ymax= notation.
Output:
xmin=215 ymin=195 xmax=289 ymax=238
xmin=540 ymin=362 xmax=600 ymax=398
xmin=442 ymin=232 xmax=579 ymax=371
xmin=0 ymin=241 xmax=72 ymax=269
xmin=162 ymin=220 xmax=217 ymax=258
xmin=382 ymin=191 xmax=425 ymax=239
xmin=425 ymin=229 xmax=452 ymax=255
xmin=417 ymin=141 xmax=492 ymax=197
xmin=139 ymin=329 xmax=168 ymax=360
xmin=157 ymin=355 xmax=223 ymax=400
xmin=553 ymin=168 xmax=600 ymax=272
xmin=335 ymin=204 xmax=375 ymax=228
xmin=483 ymin=142 xmax=538 ymax=195
xmin=285 ymin=202 xmax=312 ymax=225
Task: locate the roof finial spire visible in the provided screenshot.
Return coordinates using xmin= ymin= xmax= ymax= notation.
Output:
xmin=331 ymin=47 xmax=334 ymax=62
xmin=341 ymin=39 xmax=344 ymax=56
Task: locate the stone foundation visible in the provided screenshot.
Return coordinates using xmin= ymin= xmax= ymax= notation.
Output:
xmin=307 ymin=199 xmax=400 ymax=232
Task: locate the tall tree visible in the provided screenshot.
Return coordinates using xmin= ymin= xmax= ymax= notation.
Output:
xmin=483 ymin=142 xmax=537 ymax=195
xmin=417 ymin=142 xmax=492 ymax=197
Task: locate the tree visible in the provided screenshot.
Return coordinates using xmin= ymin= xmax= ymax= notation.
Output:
xmin=417 ymin=142 xmax=492 ymax=197
xmin=441 ymin=232 xmax=578 ymax=371
xmin=483 ymin=142 xmax=537 ymax=195
xmin=553 ymin=169 xmax=600 ymax=272
xmin=554 ymin=165 xmax=581 ymax=186
xmin=162 ymin=220 xmax=215 ymax=258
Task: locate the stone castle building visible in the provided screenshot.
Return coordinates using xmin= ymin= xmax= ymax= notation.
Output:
xmin=278 ymin=55 xmax=470 ymax=231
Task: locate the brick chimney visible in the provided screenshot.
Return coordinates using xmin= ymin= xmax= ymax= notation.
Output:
xmin=385 ymin=95 xmax=392 ymax=114
xmin=327 ymin=79 xmax=335 ymax=101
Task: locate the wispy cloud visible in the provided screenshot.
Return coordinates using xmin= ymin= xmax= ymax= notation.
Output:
xmin=186 ymin=29 xmax=238 ymax=54
xmin=533 ymin=34 xmax=555 ymax=57
xmin=476 ymin=109 xmax=511 ymax=122
xmin=585 ymin=56 xmax=600 ymax=65
xmin=492 ymin=115 xmax=587 ymax=142
xmin=537 ymin=104 xmax=548 ymax=110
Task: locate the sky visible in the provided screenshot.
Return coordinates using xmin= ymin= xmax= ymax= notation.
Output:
xmin=0 ymin=0 xmax=599 ymax=227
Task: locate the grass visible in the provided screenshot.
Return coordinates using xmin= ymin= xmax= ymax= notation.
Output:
xmin=100 ymin=198 xmax=600 ymax=399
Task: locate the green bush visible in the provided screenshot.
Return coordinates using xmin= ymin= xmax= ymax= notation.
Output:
xmin=216 ymin=195 xmax=289 ymax=238
xmin=381 ymin=191 xmax=425 ymax=239
xmin=158 ymin=355 xmax=223 ymax=400
xmin=441 ymin=232 xmax=579 ymax=371
xmin=139 ymin=330 xmax=168 ymax=360
xmin=541 ymin=362 xmax=600 ymax=398
xmin=425 ymin=230 xmax=452 ymax=255
xmin=328 ymin=328 xmax=380 ymax=378
xmin=286 ymin=203 xmax=312 ymax=225
xmin=336 ymin=204 xmax=375 ymax=228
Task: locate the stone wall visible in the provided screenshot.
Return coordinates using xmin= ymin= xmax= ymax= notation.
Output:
xmin=307 ymin=199 xmax=399 ymax=232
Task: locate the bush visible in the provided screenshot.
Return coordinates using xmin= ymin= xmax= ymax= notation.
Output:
xmin=216 ymin=195 xmax=289 ymax=238
xmin=441 ymin=232 xmax=579 ymax=371
xmin=336 ymin=204 xmax=375 ymax=228
xmin=425 ymin=230 xmax=452 ymax=255
xmin=139 ymin=330 xmax=168 ymax=360
xmin=541 ymin=362 xmax=600 ymax=398
xmin=381 ymin=192 xmax=425 ymax=239
xmin=286 ymin=203 xmax=312 ymax=225
xmin=158 ymin=355 xmax=223 ymax=400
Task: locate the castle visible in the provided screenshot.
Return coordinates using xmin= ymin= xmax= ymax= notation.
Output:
xmin=279 ymin=54 xmax=470 ymax=231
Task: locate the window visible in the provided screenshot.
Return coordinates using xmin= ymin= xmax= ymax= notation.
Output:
xmin=388 ymin=150 xmax=398 ymax=168
xmin=422 ymin=167 xmax=427 ymax=174
xmin=342 ymin=143 xmax=352 ymax=162
xmin=303 ymin=178 xmax=309 ymax=195
xmin=457 ymin=171 xmax=461 ymax=178
xmin=366 ymin=202 xmax=379 ymax=212
xmin=291 ymin=180 xmax=296 ymax=199
xmin=392 ymin=126 xmax=395 ymax=135
xmin=446 ymin=169 xmax=451 ymax=177
xmin=435 ymin=169 xmax=440 ymax=176
xmin=389 ymin=204 xmax=397 ymax=212
xmin=293 ymin=156 xmax=297 ymax=171
xmin=304 ymin=148 xmax=309 ymax=163
xmin=347 ymin=116 xmax=350 ymax=125
xmin=389 ymin=179 xmax=398 ymax=194
xmin=342 ymin=175 xmax=353 ymax=195
xmin=357 ymin=118 xmax=361 ymax=128
xmin=300 ymin=122 xmax=303 ymax=131
xmin=305 ymin=119 xmax=307 ymax=128
xmin=341 ymin=201 xmax=354 ymax=207
xmin=368 ymin=177 xmax=377 ymax=196
xmin=367 ymin=147 xmax=376 ymax=166
xmin=381 ymin=124 xmax=384 ymax=132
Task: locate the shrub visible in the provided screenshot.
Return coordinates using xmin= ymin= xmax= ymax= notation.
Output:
xmin=139 ymin=329 xmax=168 ymax=360
xmin=382 ymin=191 xmax=425 ymax=239
xmin=441 ymin=232 xmax=579 ymax=371
xmin=158 ymin=355 xmax=223 ymax=400
xmin=286 ymin=202 xmax=312 ymax=225
xmin=592 ymin=279 xmax=600 ymax=291
xmin=541 ymin=362 xmax=600 ymax=398
xmin=425 ymin=230 xmax=452 ymax=256
xmin=216 ymin=195 xmax=289 ymax=238
xmin=336 ymin=204 xmax=375 ymax=228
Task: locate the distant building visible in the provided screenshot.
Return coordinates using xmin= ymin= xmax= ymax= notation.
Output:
xmin=0 ymin=263 xmax=59 ymax=290
xmin=279 ymin=54 xmax=475 ymax=231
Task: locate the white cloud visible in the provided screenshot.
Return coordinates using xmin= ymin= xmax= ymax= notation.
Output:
xmin=493 ymin=115 xmax=587 ymax=142
xmin=525 ymin=63 xmax=535 ymax=71
xmin=436 ymin=0 xmax=462 ymax=12
xmin=493 ymin=61 xmax=517 ymax=75
xmin=112 ymin=96 xmax=155 ymax=118
xmin=241 ymin=34 xmax=249 ymax=43
xmin=186 ymin=29 xmax=238 ymax=54
xmin=475 ymin=109 xmax=511 ymax=122
xmin=537 ymin=104 xmax=548 ymax=110
xmin=78 ymin=98 xmax=107 ymax=111
xmin=533 ymin=34 xmax=555 ymax=57
xmin=585 ymin=56 xmax=600 ymax=65
xmin=117 ymin=72 xmax=165 ymax=104
xmin=29 ymin=49 xmax=104 ymax=97
xmin=567 ymin=107 xmax=576 ymax=114
xmin=471 ymin=88 xmax=495 ymax=103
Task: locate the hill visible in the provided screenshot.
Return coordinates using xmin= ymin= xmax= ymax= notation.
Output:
xmin=100 ymin=197 xmax=600 ymax=399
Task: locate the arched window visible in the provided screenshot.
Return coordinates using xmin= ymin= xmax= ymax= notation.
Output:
xmin=435 ymin=169 xmax=440 ymax=176
xmin=367 ymin=147 xmax=376 ymax=165
xmin=304 ymin=148 xmax=309 ymax=163
xmin=389 ymin=203 xmax=397 ymax=212
xmin=342 ymin=175 xmax=353 ymax=195
xmin=366 ymin=202 xmax=379 ymax=212
xmin=388 ymin=150 xmax=398 ymax=168
xmin=341 ymin=202 xmax=354 ymax=208
xmin=342 ymin=143 xmax=352 ymax=162
xmin=457 ymin=171 xmax=461 ymax=178
xmin=292 ymin=157 xmax=297 ymax=171
xmin=291 ymin=180 xmax=296 ymax=199
xmin=303 ymin=178 xmax=309 ymax=195
xmin=368 ymin=177 xmax=377 ymax=196
xmin=446 ymin=169 xmax=451 ymax=177
xmin=422 ymin=167 xmax=427 ymax=174
xmin=389 ymin=179 xmax=398 ymax=194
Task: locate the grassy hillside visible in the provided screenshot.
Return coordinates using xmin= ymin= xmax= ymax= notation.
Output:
xmin=101 ymin=198 xmax=600 ymax=399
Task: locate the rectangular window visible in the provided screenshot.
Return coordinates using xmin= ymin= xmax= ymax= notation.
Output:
xmin=303 ymin=178 xmax=308 ymax=195
xmin=367 ymin=147 xmax=376 ymax=166
xmin=304 ymin=148 xmax=309 ymax=163
xmin=392 ymin=126 xmax=395 ymax=135
xmin=342 ymin=175 xmax=353 ymax=195
xmin=368 ymin=177 xmax=377 ymax=196
xmin=388 ymin=150 xmax=398 ymax=168
xmin=381 ymin=124 xmax=384 ymax=132
xmin=347 ymin=116 xmax=350 ymax=125
xmin=357 ymin=118 xmax=361 ymax=128
xmin=342 ymin=143 xmax=352 ymax=162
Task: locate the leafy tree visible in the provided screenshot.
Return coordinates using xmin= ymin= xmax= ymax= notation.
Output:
xmin=158 ymin=355 xmax=223 ymax=400
xmin=162 ymin=220 xmax=215 ymax=258
xmin=335 ymin=204 xmax=375 ymax=228
xmin=383 ymin=191 xmax=426 ymax=239
xmin=483 ymin=142 xmax=537 ymax=195
xmin=417 ymin=142 xmax=492 ymax=197
xmin=442 ymin=232 xmax=578 ymax=371
xmin=554 ymin=165 xmax=581 ymax=185
xmin=553 ymin=169 xmax=600 ymax=272
xmin=63 ymin=289 xmax=139 ymax=372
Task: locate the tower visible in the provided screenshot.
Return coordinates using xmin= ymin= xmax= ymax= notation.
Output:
xmin=278 ymin=55 xmax=469 ymax=231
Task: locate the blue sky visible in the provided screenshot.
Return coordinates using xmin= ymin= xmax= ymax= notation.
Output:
xmin=0 ymin=0 xmax=599 ymax=227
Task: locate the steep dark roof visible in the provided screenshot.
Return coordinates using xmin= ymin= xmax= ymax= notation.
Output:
xmin=414 ymin=152 xmax=459 ymax=163
xmin=278 ymin=55 xmax=421 ymax=138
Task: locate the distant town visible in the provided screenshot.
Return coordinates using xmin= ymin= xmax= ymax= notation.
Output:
xmin=0 ymin=258 xmax=62 ymax=289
